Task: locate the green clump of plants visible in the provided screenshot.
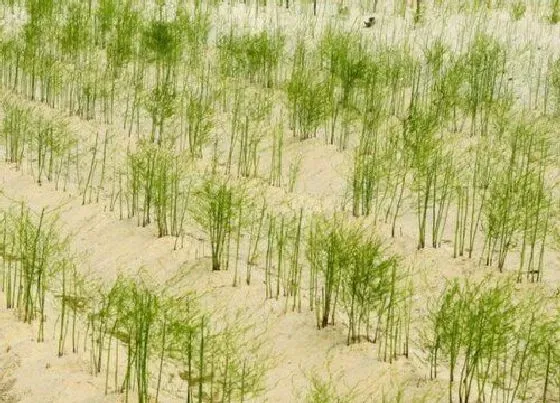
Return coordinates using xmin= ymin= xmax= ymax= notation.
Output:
xmin=179 ymin=73 xmax=216 ymax=158
xmin=480 ymin=118 xmax=552 ymax=278
xmin=426 ymin=276 xmax=560 ymax=402
xmin=550 ymin=0 xmax=560 ymax=24
xmin=337 ymin=5 xmax=350 ymax=16
xmin=459 ymin=32 xmax=508 ymax=137
xmin=0 ymin=203 xmax=68 ymax=342
xmin=510 ymin=1 xmax=527 ymax=20
xmin=305 ymin=375 xmax=354 ymax=403
xmin=175 ymin=5 xmax=211 ymax=68
xmin=306 ymin=214 xmax=411 ymax=360
xmin=218 ymin=28 xmax=285 ymax=88
xmin=189 ymin=174 xmax=248 ymax=271
xmin=127 ymin=140 xmax=190 ymax=238
xmin=0 ymin=100 xmax=77 ymax=186
xmin=318 ymin=26 xmax=368 ymax=148
xmin=85 ymin=272 xmax=268 ymax=402
xmin=549 ymin=57 xmax=560 ymax=115
xmin=287 ymin=38 xmax=330 ymax=140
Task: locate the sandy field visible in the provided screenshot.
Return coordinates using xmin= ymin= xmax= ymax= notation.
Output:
xmin=1 ymin=0 xmax=560 ymax=402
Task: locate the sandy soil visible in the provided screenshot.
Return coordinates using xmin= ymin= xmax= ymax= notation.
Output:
xmin=1 ymin=1 xmax=560 ymax=402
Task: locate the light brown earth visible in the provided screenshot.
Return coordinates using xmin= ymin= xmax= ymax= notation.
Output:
xmin=1 ymin=1 xmax=560 ymax=402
